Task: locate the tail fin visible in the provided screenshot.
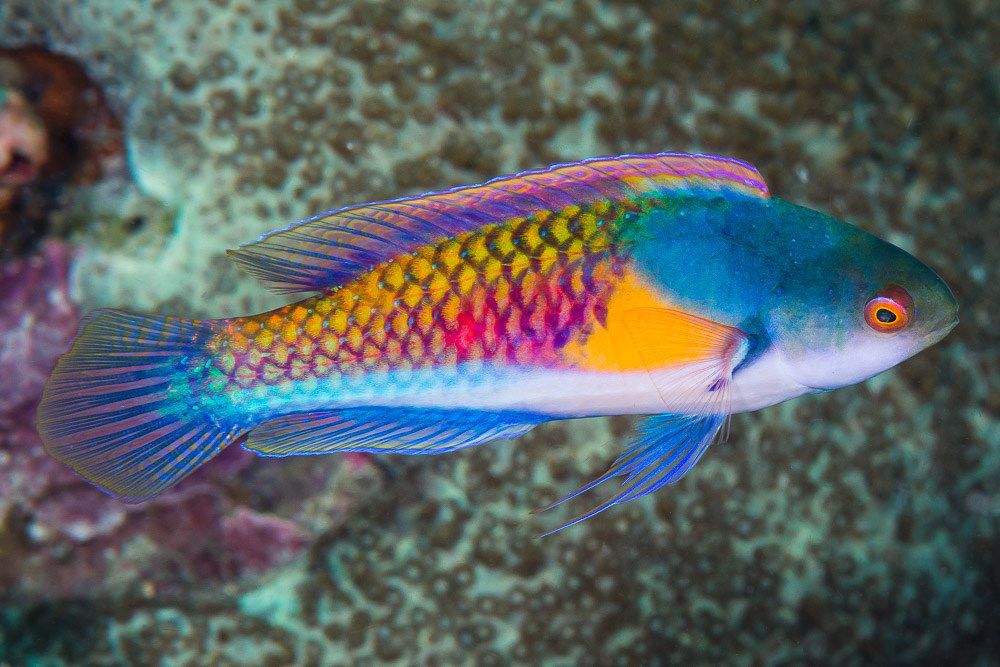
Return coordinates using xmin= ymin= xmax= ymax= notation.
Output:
xmin=36 ymin=309 xmax=241 ymax=501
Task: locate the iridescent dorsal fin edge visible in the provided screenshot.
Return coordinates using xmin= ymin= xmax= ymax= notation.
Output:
xmin=227 ymin=152 xmax=769 ymax=293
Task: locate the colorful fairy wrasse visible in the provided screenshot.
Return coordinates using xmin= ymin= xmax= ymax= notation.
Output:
xmin=37 ymin=153 xmax=958 ymax=532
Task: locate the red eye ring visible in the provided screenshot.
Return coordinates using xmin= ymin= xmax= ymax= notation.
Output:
xmin=865 ymin=285 xmax=913 ymax=332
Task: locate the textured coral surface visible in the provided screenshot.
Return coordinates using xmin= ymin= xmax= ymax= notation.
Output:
xmin=0 ymin=0 xmax=997 ymax=664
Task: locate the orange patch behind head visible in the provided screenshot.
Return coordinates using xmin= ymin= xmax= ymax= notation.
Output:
xmin=562 ymin=270 xmax=740 ymax=373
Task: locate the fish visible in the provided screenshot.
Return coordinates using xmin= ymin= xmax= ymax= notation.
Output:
xmin=36 ymin=152 xmax=958 ymax=533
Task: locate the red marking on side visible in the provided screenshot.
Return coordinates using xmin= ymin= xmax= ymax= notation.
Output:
xmin=447 ymin=311 xmax=480 ymax=357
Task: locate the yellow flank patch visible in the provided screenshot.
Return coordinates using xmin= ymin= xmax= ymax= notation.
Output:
xmin=383 ymin=263 xmax=404 ymax=291
xmin=577 ymin=212 xmax=597 ymax=237
xmin=439 ymin=240 xmax=462 ymax=271
xmin=561 ymin=269 xmax=735 ymax=372
xmin=521 ymin=224 xmax=543 ymax=253
xmin=549 ymin=216 xmax=570 ymax=244
xmin=508 ymin=253 xmax=530 ymax=279
xmin=538 ymin=246 xmax=558 ymax=273
xmin=330 ymin=310 xmax=348 ymax=334
xmin=255 ymin=328 xmax=274 ymax=350
xmin=566 ymin=239 xmax=584 ymax=259
xmin=428 ymin=272 xmax=450 ymax=296
xmin=305 ymin=314 xmax=323 ymax=338
xmin=210 ymin=189 xmax=636 ymax=387
xmin=560 ymin=204 xmax=581 ymax=219
xmin=483 ymin=256 xmax=502 ymax=283
xmin=359 ymin=273 xmax=380 ymax=300
xmin=409 ymin=256 xmax=433 ymax=282
xmin=354 ymin=305 xmax=373 ymax=327
xmin=456 ymin=265 xmax=478 ymax=295
xmin=402 ymin=283 xmax=424 ymax=308
xmin=470 ymin=236 xmax=490 ymax=263
xmin=494 ymin=228 xmax=515 ymax=256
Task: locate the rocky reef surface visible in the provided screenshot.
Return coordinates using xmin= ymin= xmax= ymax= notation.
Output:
xmin=0 ymin=0 xmax=997 ymax=664
xmin=0 ymin=240 xmax=380 ymax=604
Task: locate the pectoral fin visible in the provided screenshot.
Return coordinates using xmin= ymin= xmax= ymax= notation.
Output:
xmin=621 ymin=306 xmax=749 ymax=412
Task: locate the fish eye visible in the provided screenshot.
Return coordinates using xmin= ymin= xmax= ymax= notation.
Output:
xmin=864 ymin=285 xmax=913 ymax=333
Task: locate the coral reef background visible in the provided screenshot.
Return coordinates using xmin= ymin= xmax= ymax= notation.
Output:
xmin=0 ymin=0 xmax=997 ymax=664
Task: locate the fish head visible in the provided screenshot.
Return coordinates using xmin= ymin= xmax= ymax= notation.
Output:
xmin=772 ymin=222 xmax=958 ymax=392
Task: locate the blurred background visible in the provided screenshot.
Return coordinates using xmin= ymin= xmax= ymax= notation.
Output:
xmin=0 ymin=1 xmax=996 ymax=664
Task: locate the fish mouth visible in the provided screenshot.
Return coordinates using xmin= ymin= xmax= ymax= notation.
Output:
xmin=924 ymin=313 xmax=958 ymax=346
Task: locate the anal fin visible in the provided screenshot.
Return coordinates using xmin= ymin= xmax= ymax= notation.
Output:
xmin=244 ymin=407 xmax=543 ymax=457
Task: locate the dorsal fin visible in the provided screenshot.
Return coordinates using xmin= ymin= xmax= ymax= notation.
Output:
xmin=227 ymin=153 xmax=769 ymax=293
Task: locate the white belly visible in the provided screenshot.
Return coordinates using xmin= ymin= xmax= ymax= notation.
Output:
xmin=387 ymin=347 xmax=812 ymax=417
xmin=235 ymin=348 xmax=811 ymax=421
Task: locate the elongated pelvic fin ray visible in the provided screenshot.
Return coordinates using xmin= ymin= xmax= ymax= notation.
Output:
xmin=244 ymin=407 xmax=543 ymax=457
xmin=537 ymin=413 xmax=727 ymax=536
xmin=227 ymin=153 xmax=769 ymax=293
xmin=538 ymin=309 xmax=747 ymax=535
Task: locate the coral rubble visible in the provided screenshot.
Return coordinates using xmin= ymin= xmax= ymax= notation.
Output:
xmin=0 ymin=87 xmax=47 ymax=197
xmin=0 ymin=46 xmax=126 ymax=257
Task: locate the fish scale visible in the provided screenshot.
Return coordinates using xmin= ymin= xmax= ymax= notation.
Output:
xmin=205 ymin=199 xmax=633 ymax=394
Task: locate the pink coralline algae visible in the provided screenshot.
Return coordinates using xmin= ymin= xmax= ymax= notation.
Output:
xmin=0 ymin=240 xmax=75 ymax=416
xmin=0 ymin=242 xmax=376 ymax=599
xmin=221 ymin=508 xmax=310 ymax=575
